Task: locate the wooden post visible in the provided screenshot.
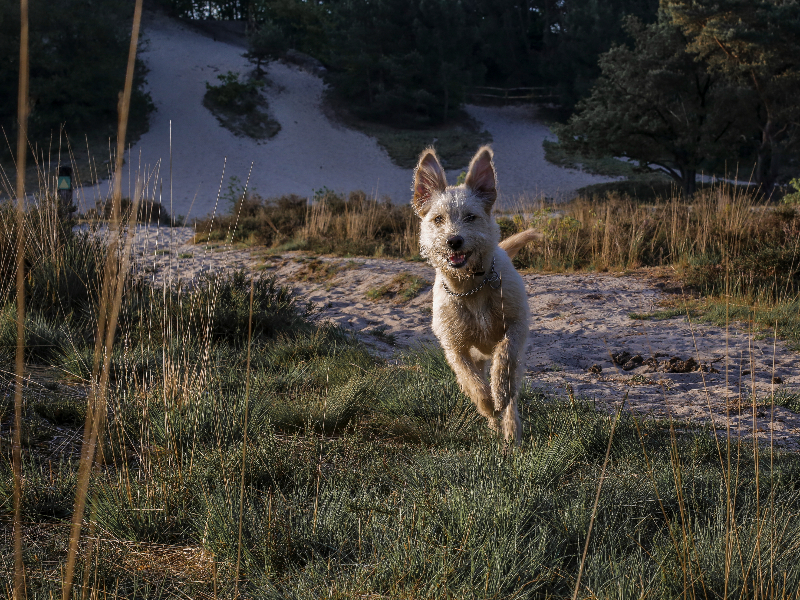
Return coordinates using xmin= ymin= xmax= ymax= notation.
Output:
xmin=57 ymin=165 xmax=76 ymax=225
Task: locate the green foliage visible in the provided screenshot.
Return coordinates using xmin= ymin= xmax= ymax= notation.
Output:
xmin=245 ymin=20 xmax=287 ymax=74
xmin=555 ymin=15 xmax=747 ymax=198
xmin=164 ymin=0 xmax=661 ymax=125
xmin=0 ymin=0 xmax=153 ymax=159
xmin=11 ymin=326 xmax=800 ymax=595
xmin=343 ymin=115 xmax=492 ymax=170
xmin=783 ymin=178 xmax=800 ymax=206
xmin=665 ymin=0 xmax=800 ymax=191
xmin=542 ymin=139 xmax=644 ymax=178
xmin=205 ymin=71 xmax=264 ymax=111
xmin=541 ymin=0 xmax=660 ymax=104
xmin=202 ymin=71 xmax=280 ymax=139
xmin=321 ymin=0 xmax=480 ymax=126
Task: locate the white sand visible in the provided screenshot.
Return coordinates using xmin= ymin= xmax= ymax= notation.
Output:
xmin=76 ymin=11 xmax=617 ymax=219
xmin=124 ymin=224 xmax=800 ymax=449
xmin=465 ymin=104 xmax=619 ymax=206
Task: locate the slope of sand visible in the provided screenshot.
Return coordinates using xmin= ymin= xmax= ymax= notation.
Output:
xmin=76 ymin=11 xmax=617 ymax=218
xmin=124 ymin=224 xmax=800 ymax=449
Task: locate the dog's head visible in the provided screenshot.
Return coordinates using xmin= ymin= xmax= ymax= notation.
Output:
xmin=412 ymin=146 xmax=500 ymax=279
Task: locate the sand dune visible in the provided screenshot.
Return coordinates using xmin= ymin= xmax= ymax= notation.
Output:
xmin=77 ymin=10 xmax=617 ymax=219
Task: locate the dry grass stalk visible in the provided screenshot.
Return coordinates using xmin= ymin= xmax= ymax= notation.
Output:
xmin=62 ymin=1 xmax=144 ymax=598
xmin=344 ymin=197 xmax=380 ymax=240
xmin=572 ymin=397 xmax=625 ymax=600
xmin=303 ymin=198 xmax=330 ymax=239
xmin=234 ymin=279 xmax=255 ymax=598
xmin=12 ymin=0 xmax=30 ymax=597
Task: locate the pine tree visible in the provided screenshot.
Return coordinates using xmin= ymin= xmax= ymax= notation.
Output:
xmin=245 ymin=20 xmax=287 ymax=77
xmin=555 ymin=15 xmax=748 ymax=198
xmin=664 ymin=0 xmax=800 ymax=192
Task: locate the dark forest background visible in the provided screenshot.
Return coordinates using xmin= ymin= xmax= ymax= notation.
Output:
xmin=163 ymin=0 xmax=660 ymax=126
xmin=2 ymin=0 xmax=799 ymax=195
xmin=0 ymin=0 xmax=153 ymax=162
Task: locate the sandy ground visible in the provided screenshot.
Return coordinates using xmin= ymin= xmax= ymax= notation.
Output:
xmin=123 ymin=224 xmax=800 ymax=450
xmin=76 ymin=11 xmax=617 ymax=219
xmin=465 ymin=105 xmax=620 ymax=205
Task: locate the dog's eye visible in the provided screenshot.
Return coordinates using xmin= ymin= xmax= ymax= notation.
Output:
xmin=433 ymin=215 xmax=444 ymax=225
xmin=463 ymin=214 xmax=476 ymax=223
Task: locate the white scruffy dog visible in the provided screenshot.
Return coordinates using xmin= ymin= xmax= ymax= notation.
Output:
xmin=412 ymin=146 xmax=540 ymax=444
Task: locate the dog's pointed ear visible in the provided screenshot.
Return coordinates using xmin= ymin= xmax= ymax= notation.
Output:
xmin=412 ymin=148 xmax=447 ymax=216
xmin=464 ymin=146 xmax=497 ymax=212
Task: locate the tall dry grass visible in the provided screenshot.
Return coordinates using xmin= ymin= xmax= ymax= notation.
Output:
xmin=197 ymin=188 xmax=420 ymax=258
xmin=502 ymin=187 xmax=800 ymax=299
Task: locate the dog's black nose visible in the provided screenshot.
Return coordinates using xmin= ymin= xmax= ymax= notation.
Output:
xmin=446 ymin=235 xmax=464 ymax=250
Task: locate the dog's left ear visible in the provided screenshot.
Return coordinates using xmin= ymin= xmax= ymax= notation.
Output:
xmin=464 ymin=146 xmax=497 ymax=212
xmin=412 ymin=149 xmax=447 ymax=216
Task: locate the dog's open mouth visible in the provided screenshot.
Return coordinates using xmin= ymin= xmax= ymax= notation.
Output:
xmin=448 ymin=252 xmax=470 ymax=268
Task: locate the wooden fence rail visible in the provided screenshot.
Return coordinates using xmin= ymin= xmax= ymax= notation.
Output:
xmin=467 ymin=86 xmax=559 ymax=102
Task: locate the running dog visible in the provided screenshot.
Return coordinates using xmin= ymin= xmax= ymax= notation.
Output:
xmin=412 ymin=146 xmax=540 ymax=444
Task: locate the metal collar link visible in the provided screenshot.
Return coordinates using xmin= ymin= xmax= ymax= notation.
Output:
xmin=441 ymin=256 xmax=501 ymax=297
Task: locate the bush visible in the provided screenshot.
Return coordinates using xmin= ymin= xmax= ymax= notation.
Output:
xmin=503 ymin=188 xmax=800 ymax=300
xmin=783 ymin=178 xmax=800 ymax=206
xmin=202 ymin=71 xmax=280 ymax=140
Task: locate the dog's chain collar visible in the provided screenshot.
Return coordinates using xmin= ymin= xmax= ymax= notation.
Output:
xmin=441 ymin=257 xmax=501 ymax=297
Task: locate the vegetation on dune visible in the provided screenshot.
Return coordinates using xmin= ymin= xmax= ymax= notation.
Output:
xmin=163 ymin=0 xmax=661 ymax=124
xmin=4 ymin=192 xmax=800 ymax=597
xmin=195 ymin=185 xmax=420 ymax=258
xmin=203 ymin=71 xmax=281 ymax=140
xmin=195 ymin=179 xmax=800 ymax=348
xmin=330 ymin=107 xmax=493 ymax=171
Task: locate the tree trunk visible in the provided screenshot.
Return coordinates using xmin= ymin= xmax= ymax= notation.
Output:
xmin=681 ymin=168 xmax=697 ymax=199
xmin=756 ymin=120 xmax=779 ymax=197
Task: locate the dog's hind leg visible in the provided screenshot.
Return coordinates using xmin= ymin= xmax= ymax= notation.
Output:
xmin=490 ymin=334 xmax=524 ymax=444
xmin=444 ymin=347 xmax=499 ymax=431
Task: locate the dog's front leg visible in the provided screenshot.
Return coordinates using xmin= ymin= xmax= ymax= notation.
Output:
xmin=490 ymin=332 xmax=525 ymax=443
xmin=443 ymin=347 xmax=499 ymax=430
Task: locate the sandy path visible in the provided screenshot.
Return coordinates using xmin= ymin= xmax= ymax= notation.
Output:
xmin=465 ymin=105 xmax=619 ymax=207
xmin=126 ymin=225 xmax=800 ymax=449
xmin=77 ymin=11 xmax=616 ymax=218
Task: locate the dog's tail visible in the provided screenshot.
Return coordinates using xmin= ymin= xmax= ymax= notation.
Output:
xmin=499 ymin=229 xmax=543 ymax=260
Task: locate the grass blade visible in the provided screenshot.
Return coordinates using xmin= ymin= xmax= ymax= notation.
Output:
xmin=12 ymin=0 xmax=30 ymax=597
xmin=572 ymin=394 xmax=625 ymax=600
xmin=61 ymin=1 xmax=144 ymax=597
xmin=234 ymin=277 xmax=256 ymax=597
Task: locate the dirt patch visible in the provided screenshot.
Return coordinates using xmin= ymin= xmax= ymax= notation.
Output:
xmin=366 ymin=272 xmax=431 ymax=303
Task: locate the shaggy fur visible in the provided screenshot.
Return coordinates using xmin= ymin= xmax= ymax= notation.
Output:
xmin=412 ymin=146 xmax=539 ymax=444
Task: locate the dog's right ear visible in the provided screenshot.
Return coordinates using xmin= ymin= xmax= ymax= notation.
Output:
xmin=412 ymin=149 xmax=447 ymax=216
